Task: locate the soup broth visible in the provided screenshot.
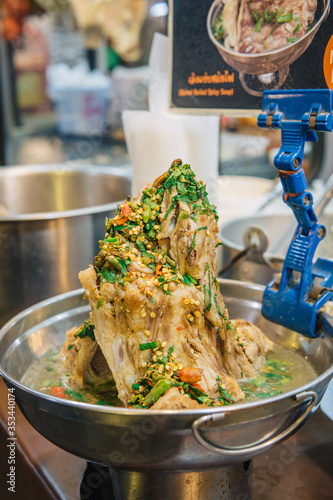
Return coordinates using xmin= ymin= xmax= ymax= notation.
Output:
xmin=21 ymin=341 xmax=317 ymax=407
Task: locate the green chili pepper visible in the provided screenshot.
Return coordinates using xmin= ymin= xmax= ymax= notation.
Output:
xmin=143 ymin=378 xmax=171 ymax=406
xmin=143 ymin=187 xmax=157 ymax=197
xmin=166 ymin=256 xmax=176 ymax=268
xmin=108 ymin=258 xmax=122 ymax=272
xmin=142 ymin=203 xmax=152 ymax=223
xmin=179 ymin=210 xmax=190 ymax=220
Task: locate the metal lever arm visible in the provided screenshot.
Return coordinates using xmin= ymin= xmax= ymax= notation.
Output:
xmin=257 ymin=90 xmax=333 ymax=337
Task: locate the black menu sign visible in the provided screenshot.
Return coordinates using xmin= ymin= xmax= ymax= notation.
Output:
xmin=170 ymin=0 xmax=333 ymax=115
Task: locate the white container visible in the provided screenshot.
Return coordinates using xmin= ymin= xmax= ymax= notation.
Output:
xmin=53 ymin=89 xmax=109 ymax=135
xmin=216 ymin=175 xmax=274 ymax=222
xmin=47 ymin=63 xmax=111 ymax=136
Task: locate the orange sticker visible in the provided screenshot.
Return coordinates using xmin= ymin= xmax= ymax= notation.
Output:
xmin=323 ymin=35 xmax=333 ymax=90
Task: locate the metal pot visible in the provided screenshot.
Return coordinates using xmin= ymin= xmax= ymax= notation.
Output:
xmin=0 ymin=164 xmax=131 ymax=326
xmin=207 ymin=0 xmax=330 ymax=96
xmin=220 ymin=213 xmax=333 ymax=284
xmin=0 ymin=280 xmax=332 ymax=473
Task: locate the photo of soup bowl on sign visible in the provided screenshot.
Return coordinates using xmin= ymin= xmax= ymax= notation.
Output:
xmin=207 ymin=0 xmax=330 ymax=97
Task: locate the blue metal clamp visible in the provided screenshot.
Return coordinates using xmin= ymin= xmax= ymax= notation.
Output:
xmin=257 ymin=89 xmax=333 ymax=337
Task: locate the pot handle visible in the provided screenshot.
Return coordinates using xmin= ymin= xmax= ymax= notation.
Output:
xmin=192 ymin=391 xmax=317 ymax=456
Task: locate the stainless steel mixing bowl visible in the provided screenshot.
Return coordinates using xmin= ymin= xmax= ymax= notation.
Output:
xmin=220 ymin=213 xmax=333 ymax=284
xmin=0 ymin=164 xmax=131 ymax=326
xmin=207 ymin=0 xmax=330 ymax=95
xmin=0 ymin=280 xmax=332 ymax=471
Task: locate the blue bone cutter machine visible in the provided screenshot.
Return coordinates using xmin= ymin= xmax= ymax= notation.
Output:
xmin=257 ymin=89 xmax=333 ymax=338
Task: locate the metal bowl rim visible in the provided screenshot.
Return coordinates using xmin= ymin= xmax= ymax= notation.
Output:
xmin=219 ymin=213 xmax=296 ymax=260
xmin=207 ymin=0 xmax=330 ymax=60
xmin=1 ymin=282 xmax=332 ymax=418
xmin=0 ymin=164 xmax=131 ymax=221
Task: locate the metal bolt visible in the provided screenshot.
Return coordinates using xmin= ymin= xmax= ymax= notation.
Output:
xmin=293 ymin=158 xmax=300 ymax=168
xmin=303 ymin=194 xmax=311 ymax=206
xmin=317 ymin=227 xmax=325 ymax=239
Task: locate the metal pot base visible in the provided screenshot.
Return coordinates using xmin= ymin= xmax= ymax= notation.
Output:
xmin=109 ymin=464 xmax=252 ymax=500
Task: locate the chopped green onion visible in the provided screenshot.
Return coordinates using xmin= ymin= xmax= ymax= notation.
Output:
xmin=188 ymin=226 xmax=208 ymax=255
xmin=163 ymin=201 xmax=177 ymax=220
xmin=254 ymin=19 xmax=262 ymax=32
xmin=277 ymin=10 xmax=293 ymax=23
xmin=293 ymin=22 xmax=301 ymax=34
xmin=104 ymin=236 xmax=118 ymax=243
xmin=74 ymin=320 xmax=95 ymax=341
xmin=183 ymin=274 xmax=197 ymax=286
xmin=139 ymin=341 xmax=159 ymax=351
xmin=64 ymin=389 xmax=86 ymax=402
xmin=218 ymin=387 xmax=234 ymax=404
xmin=214 ymin=294 xmax=223 ymax=317
xmin=205 ymin=271 xmax=212 ymax=312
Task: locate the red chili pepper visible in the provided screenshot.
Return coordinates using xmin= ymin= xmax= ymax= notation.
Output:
xmin=116 ymin=216 xmax=128 ymax=225
xmin=50 ymin=386 xmax=66 ymax=399
xmin=155 ymin=263 xmax=163 ymax=276
xmin=176 ymin=326 xmax=182 ymax=331
xmin=121 ymin=204 xmax=131 ymax=217
xmin=179 ymin=367 xmax=203 ymax=384
xmin=191 ymin=383 xmax=204 ymax=393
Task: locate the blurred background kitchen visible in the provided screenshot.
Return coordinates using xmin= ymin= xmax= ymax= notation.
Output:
xmin=1 ymin=0 xmax=332 ymax=179
xmin=1 ymin=0 xmax=333 ymax=290
xmin=1 ymin=4 xmax=333 ymax=499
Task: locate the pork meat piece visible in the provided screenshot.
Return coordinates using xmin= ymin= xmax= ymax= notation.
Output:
xmin=79 ymin=160 xmax=246 ymax=408
xmin=150 ymin=387 xmax=204 ymax=410
xmin=78 ymin=160 xmax=273 ymax=409
xmin=220 ymin=0 xmax=317 ymax=54
xmin=222 ymin=0 xmax=240 ymax=50
xmin=79 ymin=266 xmax=244 ymax=404
xmin=58 ymin=323 xmax=114 ymax=389
xmin=221 ymin=318 xmax=273 ymax=380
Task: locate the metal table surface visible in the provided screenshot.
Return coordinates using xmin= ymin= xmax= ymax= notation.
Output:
xmin=0 ymin=376 xmax=332 ymax=500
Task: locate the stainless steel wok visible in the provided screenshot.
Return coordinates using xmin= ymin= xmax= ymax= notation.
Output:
xmin=0 ymin=280 xmax=332 ymax=474
xmin=0 ymin=164 xmax=131 ymax=327
xmin=207 ymin=0 xmax=330 ymax=96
